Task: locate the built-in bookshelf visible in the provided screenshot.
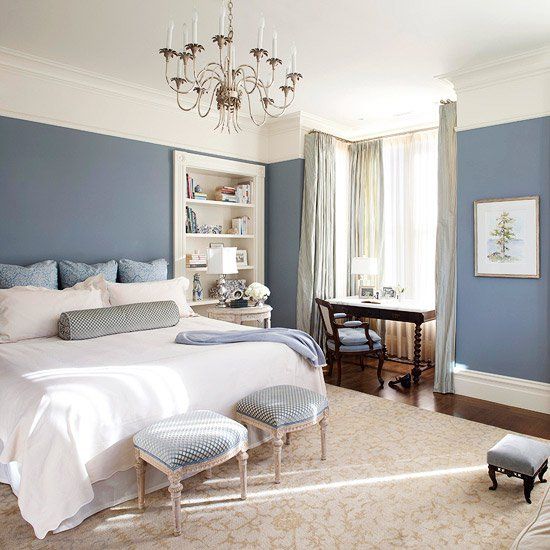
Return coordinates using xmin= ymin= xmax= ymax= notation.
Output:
xmin=173 ymin=151 xmax=265 ymax=309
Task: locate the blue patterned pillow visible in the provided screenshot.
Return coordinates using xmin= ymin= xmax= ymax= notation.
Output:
xmin=0 ymin=260 xmax=58 ymax=289
xmin=118 ymin=259 xmax=168 ymax=283
xmin=59 ymin=260 xmax=118 ymax=289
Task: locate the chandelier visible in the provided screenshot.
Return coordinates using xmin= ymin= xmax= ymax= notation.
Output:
xmin=159 ymin=0 xmax=302 ymax=133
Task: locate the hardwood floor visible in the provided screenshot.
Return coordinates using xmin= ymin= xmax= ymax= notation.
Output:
xmin=324 ymin=357 xmax=550 ymax=440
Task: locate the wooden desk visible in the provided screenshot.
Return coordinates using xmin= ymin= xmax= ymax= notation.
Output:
xmin=328 ymin=297 xmax=436 ymax=386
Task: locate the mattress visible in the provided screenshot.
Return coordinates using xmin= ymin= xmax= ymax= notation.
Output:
xmin=0 ymin=315 xmax=325 ymax=538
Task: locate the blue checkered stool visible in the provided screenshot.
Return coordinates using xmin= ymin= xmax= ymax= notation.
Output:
xmin=236 ymin=385 xmax=329 ymax=483
xmin=133 ymin=410 xmax=248 ymax=536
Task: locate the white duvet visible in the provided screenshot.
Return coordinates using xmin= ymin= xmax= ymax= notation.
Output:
xmin=0 ymin=315 xmax=325 ymax=539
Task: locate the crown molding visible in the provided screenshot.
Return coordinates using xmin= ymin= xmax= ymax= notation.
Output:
xmin=438 ymin=46 xmax=550 ymax=92
xmin=439 ymin=46 xmax=550 ymax=131
xmin=0 ymin=46 xmax=267 ymax=135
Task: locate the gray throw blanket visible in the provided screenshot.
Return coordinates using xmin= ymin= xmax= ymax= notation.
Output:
xmin=175 ymin=327 xmax=326 ymax=368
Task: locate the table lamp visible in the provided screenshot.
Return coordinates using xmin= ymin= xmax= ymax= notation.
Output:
xmin=351 ymin=256 xmax=378 ymax=294
xmin=207 ymin=247 xmax=238 ymax=307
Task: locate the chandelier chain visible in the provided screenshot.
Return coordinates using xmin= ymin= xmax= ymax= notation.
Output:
xmin=227 ymin=0 xmax=234 ymax=40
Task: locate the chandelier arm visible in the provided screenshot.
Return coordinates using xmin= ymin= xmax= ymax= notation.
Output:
xmin=176 ymin=90 xmax=201 ymax=112
xmin=196 ymin=70 xmax=223 ymax=95
xmin=235 ymin=63 xmax=264 ymax=95
xmin=197 ymin=82 xmax=220 ymax=118
xmin=243 ymin=88 xmax=268 ymax=126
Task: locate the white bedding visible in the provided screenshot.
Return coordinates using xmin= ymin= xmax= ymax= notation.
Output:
xmin=0 ymin=315 xmax=325 ymax=539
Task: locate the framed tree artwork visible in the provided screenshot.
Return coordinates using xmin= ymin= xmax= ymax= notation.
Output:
xmin=474 ymin=196 xmax=540 ymax=278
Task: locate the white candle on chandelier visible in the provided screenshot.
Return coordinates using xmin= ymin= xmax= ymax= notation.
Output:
xmin=272 ymin=30 xmax=278 ymax=58
xmin=192 ymin=9 xmax=198 ymax=43
xmin=219 ymin=2 xmax=226 ymax=36
xmin=166 ymin=20 xmax=174 ymax=49
xmin=177 ymin=57 xmax=183 ymax=78
xmin=182 ymin=23 xmax=189 ymax=47
xmin=291 ymin=43 xmax=297 ymax=73
xmin=230 ymin=44 xmax=236 ymax=70
xmin=257 ymin=15 xmax=265 ymax=49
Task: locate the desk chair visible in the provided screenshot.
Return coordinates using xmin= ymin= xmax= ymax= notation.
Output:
xmin=316 ymin=298 xmax=385 ymax=387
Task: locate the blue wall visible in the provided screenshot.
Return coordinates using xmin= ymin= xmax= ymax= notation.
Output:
xmin=456 ymin=117 xmax=549 ymax=383
xmin=0 ymin=116 xmax=261 ymax=277
xmin=266 ymin=159 xmax=305 ymax=328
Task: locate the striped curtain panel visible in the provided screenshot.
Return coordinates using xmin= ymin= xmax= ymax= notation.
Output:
xmin=296 ymin=132 xmax=337 ymax=342
xmin=347 ymin=140 xmax=384 ymax=294
xmin=434 ymin=102 xmax=457 ymax=393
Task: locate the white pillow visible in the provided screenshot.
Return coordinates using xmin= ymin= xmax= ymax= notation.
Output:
xmin=0 ymin=286 xmax=104 ymax=343
xmin=73 ymin=273 xmax=110 ymax=306
xmin=106 ymin=277 xmax=195 ymax=318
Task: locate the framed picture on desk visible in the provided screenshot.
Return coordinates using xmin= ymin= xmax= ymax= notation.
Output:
xmin=358 ymin=285 xmax=375 ymax=298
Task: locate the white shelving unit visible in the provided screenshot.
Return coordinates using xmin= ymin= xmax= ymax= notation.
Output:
xmin=173 ymin=151 xmax=265 ymax=311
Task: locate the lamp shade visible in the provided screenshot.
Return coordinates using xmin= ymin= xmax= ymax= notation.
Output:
xmin=207 ymin=247 xmax=238 ymax=275
xmin=351 ymin=256 xmax=378 ymax=275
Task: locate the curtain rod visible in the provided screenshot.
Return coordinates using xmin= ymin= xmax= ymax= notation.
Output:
xmin=307 ymin=125 xmax=438 ymax=143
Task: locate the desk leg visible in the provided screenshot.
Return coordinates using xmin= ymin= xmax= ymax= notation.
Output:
xmin=412 ymin=322 xmax=422 ymax=384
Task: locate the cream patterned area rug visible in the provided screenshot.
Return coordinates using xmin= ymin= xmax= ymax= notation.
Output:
xmin=1 ymin=385 xmax=545 ymax=549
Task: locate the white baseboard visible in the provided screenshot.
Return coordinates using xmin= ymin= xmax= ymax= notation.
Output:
xmin=454 ymin=369 xmax=550 ymax=414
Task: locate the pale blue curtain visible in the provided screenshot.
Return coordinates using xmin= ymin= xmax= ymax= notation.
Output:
xmin=347 ymin=140 xmax=384 ymax=295
xmin=434 ymin=102 xmax=457 ymax=393
xmin=296 ymin=132 xmax=337 ymax=342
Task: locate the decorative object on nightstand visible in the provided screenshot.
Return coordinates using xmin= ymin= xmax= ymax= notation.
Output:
xmin=207 ymin=304 xmax=272 ymax=328
xmin=207 ymin=247 xmax=238 ymax=307
xmin=192 ymin=273 xmax=203 ymax=302
xmin=236 ymin=385 xmax=329 ymax=484
xmin=351 ymin=256 xmax=378 ymax=295
xmin=245 ymin=282 xmax=270 ymax=306
xmin=487 ymin=434 xmax=549 ymax=504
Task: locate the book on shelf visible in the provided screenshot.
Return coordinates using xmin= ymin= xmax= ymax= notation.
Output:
xmin=193 ymin=192 xmax=208 ymax=200
xmin=186 ymin=174 xmax=195 ymax=199
xmin=235 ymin=183 xmax=251 ymax=204
xmin=186 ymin=252 xmax=207 ymax=268
xmin=185 ymin=206 xmax=197 ymax=233
xmin=231 ymin=216 xmax=250 ymax=235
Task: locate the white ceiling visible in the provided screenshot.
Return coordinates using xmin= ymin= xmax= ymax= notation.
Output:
xmin=1 ymin=0 xmax=550 ymax=135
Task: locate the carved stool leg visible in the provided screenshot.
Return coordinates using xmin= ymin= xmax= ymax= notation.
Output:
xmin=135 ymin=451 xmax=146 ymax=510
xmin=488 ymin=465 xmax=498 ymax=490
xmin=237 ymin=450 xmax=248 ymax=499
xmin=205 ymin=467 xmax=213 ymax=479
xmin=168 ymin=473 xmax=183 ymax=536
xmin=538 ymin=460 xmax=548 ymax=483
xmin=273 ymin=433 xmax=283 ymax=483
xmin=320 ymin=412 xmax=328 ymax=461
xmin=285 ymin=433 xmax=291 ymax=446
xmin=523 ymin=475 xmax=535 ymax=504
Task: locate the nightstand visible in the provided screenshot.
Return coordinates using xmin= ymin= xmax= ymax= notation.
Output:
xmin=207 ymin=304 xmax=272 ymax=328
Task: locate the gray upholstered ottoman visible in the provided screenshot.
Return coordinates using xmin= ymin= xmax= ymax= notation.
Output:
xmin=487 ymin=434 xmax=549 ymax=503
xmin=134 ymin=410 xmax=248 ymax=536
xmin=236 ymin=385 xmax=329 ymax=483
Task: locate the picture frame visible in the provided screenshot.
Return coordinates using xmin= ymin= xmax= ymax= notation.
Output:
xmin=474 ymin=196 xmax=539 ymax=278
xmin=235 ymin=249 xmax=248 ymax=267
xmin=358 ymin=285 xmax=375 ymax=299
xmin=382 ymin=286 xmax=396 ymax=299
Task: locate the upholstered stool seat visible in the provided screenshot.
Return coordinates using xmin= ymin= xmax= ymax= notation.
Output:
xmin=236 ymin=385 xmax=329 ymax=483
xmin=487 ymin=434 xmax=549 ymax=504
xmin=134 ymin=410 xmax=248 ymax=536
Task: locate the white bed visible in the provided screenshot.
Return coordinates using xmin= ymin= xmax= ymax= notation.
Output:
xmin=0 ymin=315 xmax=325 ymax=539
